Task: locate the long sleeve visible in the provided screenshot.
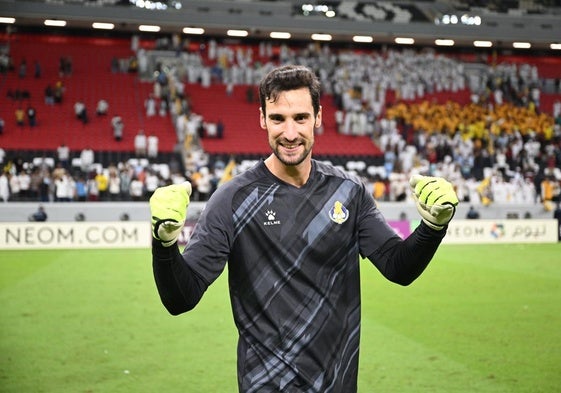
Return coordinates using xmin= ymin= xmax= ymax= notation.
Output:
xmin=367 ymin=221 xmax=447 ymax=286
xmin=152 ymin=240 xmax=209 ymax=315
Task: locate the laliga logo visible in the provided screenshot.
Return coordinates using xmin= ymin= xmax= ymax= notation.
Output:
xmin=329 ymin=201 xmax=349 ymax=224
xmin=490 ymin=223 xmax=505 ymax=238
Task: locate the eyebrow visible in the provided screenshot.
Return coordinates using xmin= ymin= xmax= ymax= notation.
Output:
xmin=268 ymin=112 xmax=312 ymax=120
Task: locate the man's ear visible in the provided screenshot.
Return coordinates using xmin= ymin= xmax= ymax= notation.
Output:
xmin=259 ymin=107 xmax=267 ymax=130
xmin=314 ymin=105 xmax=322 ymax=129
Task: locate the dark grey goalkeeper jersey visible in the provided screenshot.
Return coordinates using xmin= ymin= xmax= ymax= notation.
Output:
xmin=153 ymin=159 xmax=446 ymax=392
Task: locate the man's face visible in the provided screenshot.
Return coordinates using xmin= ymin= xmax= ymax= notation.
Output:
xmin=260 ymin=87 xmax=321 ymax=167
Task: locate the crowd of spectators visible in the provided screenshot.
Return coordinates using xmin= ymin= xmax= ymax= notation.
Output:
xmin=0 ymin=150 xmax=185 ymax=204
xmin=152 ymin=38 xmax=561 ymax=210
xmin=1 ymin=36 xmax=560 ymax=211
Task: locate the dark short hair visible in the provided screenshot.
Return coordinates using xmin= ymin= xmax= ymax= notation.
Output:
xmin=259 ymin=65 xmax=321 ymax=116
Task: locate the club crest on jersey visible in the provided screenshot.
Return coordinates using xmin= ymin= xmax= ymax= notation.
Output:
xmin=329 ymin=201 xmax=349 ymax=224
xmin=263 ymin=210 xmax=281 ymax=226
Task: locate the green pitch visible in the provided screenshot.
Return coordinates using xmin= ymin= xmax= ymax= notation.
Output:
xmin=1 ymin=244 xmax=560 ymax=392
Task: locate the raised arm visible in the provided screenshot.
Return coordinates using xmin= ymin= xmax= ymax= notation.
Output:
xmin=150 ymin=182 xmax=207 ymax=315
xmin=368 ymin=175 xmax=458 ymax=285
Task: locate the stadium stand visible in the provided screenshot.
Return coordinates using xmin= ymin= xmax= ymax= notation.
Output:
xmin=0 ymin=0 xmax=560 ymax=207
xmin=0 ymin=34 xmax=176 ymax=153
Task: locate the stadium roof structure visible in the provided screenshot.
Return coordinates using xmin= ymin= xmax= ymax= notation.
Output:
xmin=1 ymin=0 xmax=560 ymax=51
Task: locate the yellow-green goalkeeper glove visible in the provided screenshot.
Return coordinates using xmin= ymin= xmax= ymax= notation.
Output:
xmin=149 ymin=181 xmax=192 ymax=247
xmin=410 ymin=174 xmax=459 ymax=231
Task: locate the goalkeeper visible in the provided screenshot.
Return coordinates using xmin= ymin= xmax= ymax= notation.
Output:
xmin=150 ymin=65 xmax=458 ymax=393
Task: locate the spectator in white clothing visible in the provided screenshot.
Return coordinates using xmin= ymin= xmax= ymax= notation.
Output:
xmin=9 ymin=174 xmax=21 ymax=201
xmin=134 ymin=129 xmax=147 ymax=157
xmin=194 ymin=166 xmax=213 ymax=201
xmin=108 ymin=172 xmax=121 ymax=201
xmin=147 ymin=134 xmax=159 ymax=158
xmin=0 ymin=172 xmax=10 ymax=202
xmin=54 ymin=171 xmax=73 ymax=202
xmin=96 ymin=99 xmax=109 ymax=116
xmin=112 ymin=115 xmax=124 ymax=142
xmin=144 ymin=170 xmax=160 ymax=199
xmin=18 ymin=171 xmax=31 ymax=200
xmin=57 ymin=143 xmax=70 ymax=169
xmin=80 ymin=147 xmax=95 ymax=173
xmin=145 ymin=94 xmax=156 ymax=117
xmin=129 ymin=176 xmax=144 ymax=201
xmin=74 ymin=101 xmax=88 ymax=124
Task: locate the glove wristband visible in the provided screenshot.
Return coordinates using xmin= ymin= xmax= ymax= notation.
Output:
xmin=152 ymin=218 xmax=175 ymax=240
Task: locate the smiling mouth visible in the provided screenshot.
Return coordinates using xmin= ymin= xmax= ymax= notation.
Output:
xmin=279 ymin=143 xmax=303 ymax=155
xmin=279 ymin=138 xmax=303 ymax=149
xmin=282 ymin=143 xmax=300 ymax=149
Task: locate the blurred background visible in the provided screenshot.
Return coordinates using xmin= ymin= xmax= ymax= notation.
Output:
xmin=0 ymin=0 xmax=560 ymax=224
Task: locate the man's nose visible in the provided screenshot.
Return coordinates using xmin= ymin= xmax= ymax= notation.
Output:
xmin=283 ymin=119 xmax=299 ymax=140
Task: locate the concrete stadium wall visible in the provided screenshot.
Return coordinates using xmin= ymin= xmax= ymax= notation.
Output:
xmin=0 ymin=201 xmax=556 ymax=223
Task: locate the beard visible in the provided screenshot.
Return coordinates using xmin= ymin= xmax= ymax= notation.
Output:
xmin=270 ymin=137 xmax=314 ymax=166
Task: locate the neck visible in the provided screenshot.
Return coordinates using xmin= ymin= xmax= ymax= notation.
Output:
xmin=264 ymin=155 xmax=312 ymax=188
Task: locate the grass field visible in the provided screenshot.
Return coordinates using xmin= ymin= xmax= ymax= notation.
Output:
xmin=1 ymin=243 xmax=560 ymax=392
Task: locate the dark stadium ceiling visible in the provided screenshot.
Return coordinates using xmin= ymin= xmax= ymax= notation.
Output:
xmin=1 ymin=0 xmax=560 ymax=51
